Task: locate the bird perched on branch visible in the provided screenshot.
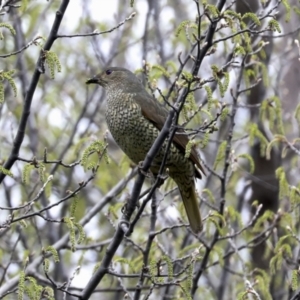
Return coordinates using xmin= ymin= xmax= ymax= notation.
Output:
xmin=86 ymin=67 xmax=204 ymax=233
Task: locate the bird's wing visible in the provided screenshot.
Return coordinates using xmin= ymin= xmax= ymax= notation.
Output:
xmin=137 ymin=92 xmax=204 ymax=178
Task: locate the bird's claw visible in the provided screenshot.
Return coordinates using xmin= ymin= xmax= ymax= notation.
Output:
xmin=137 ymin=161 xmax=153 ymax=178
xmin=156 ymin=173 xmax=168 ymax=187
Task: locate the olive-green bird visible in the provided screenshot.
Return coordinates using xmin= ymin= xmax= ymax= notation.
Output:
xmin=86 ymin=67 xmax=204 ymax=233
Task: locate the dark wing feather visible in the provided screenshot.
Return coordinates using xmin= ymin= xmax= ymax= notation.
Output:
xmin=135 ymin=92 xmax=204 ymax=179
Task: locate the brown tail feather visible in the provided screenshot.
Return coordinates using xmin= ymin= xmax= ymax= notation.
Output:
xmin=178 ymin=182 xmax=203 ymax=234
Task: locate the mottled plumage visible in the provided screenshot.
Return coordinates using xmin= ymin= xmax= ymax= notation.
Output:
xmin=86 ymin=67 xmax=204 ymax=233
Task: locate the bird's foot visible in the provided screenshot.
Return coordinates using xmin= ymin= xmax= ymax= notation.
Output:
xmin=121 ymin=195 xmax=140 ymax=215
xmin=137 ymin=161 xmax=153 ymax=178
xmin=156 ymin=173 xmax=168 ymax=187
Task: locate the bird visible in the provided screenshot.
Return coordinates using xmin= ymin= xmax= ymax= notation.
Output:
xmin=86 ymin=67 xmax=204 ymax=233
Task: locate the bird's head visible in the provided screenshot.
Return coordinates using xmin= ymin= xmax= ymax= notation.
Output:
xmin=86 ymin=67 xmax=143 ymax=93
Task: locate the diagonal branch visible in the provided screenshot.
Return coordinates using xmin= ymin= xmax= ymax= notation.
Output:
xmin=81 ymin=0 xmax=227 ymax=299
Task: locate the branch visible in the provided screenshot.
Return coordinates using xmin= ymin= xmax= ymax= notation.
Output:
xmin=56 ymin=12 xmax=136 ymax=39
xmin=0 ymin=36 xmax=44 ymax=58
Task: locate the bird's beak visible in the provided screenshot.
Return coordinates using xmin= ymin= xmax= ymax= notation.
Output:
xmin=86 ymin=76 xmax=99 ymax=85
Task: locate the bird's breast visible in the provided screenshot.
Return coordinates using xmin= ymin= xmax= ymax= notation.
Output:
xmin=106 ymin=99 xmax=140 ymax=134
xmin=105 ymin=96 xmax=156 ymax=163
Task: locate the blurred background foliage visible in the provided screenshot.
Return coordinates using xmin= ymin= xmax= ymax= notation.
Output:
xmin=0 ymin=0 xmax=300 ymax=299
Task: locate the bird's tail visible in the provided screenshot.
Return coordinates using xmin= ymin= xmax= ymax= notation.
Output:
xmin=176 ymin=179 xmax=203 ymax=234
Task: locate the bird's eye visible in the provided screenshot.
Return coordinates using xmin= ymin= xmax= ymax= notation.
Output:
xmin=106 ymin=69 xmax=112 ymax=75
